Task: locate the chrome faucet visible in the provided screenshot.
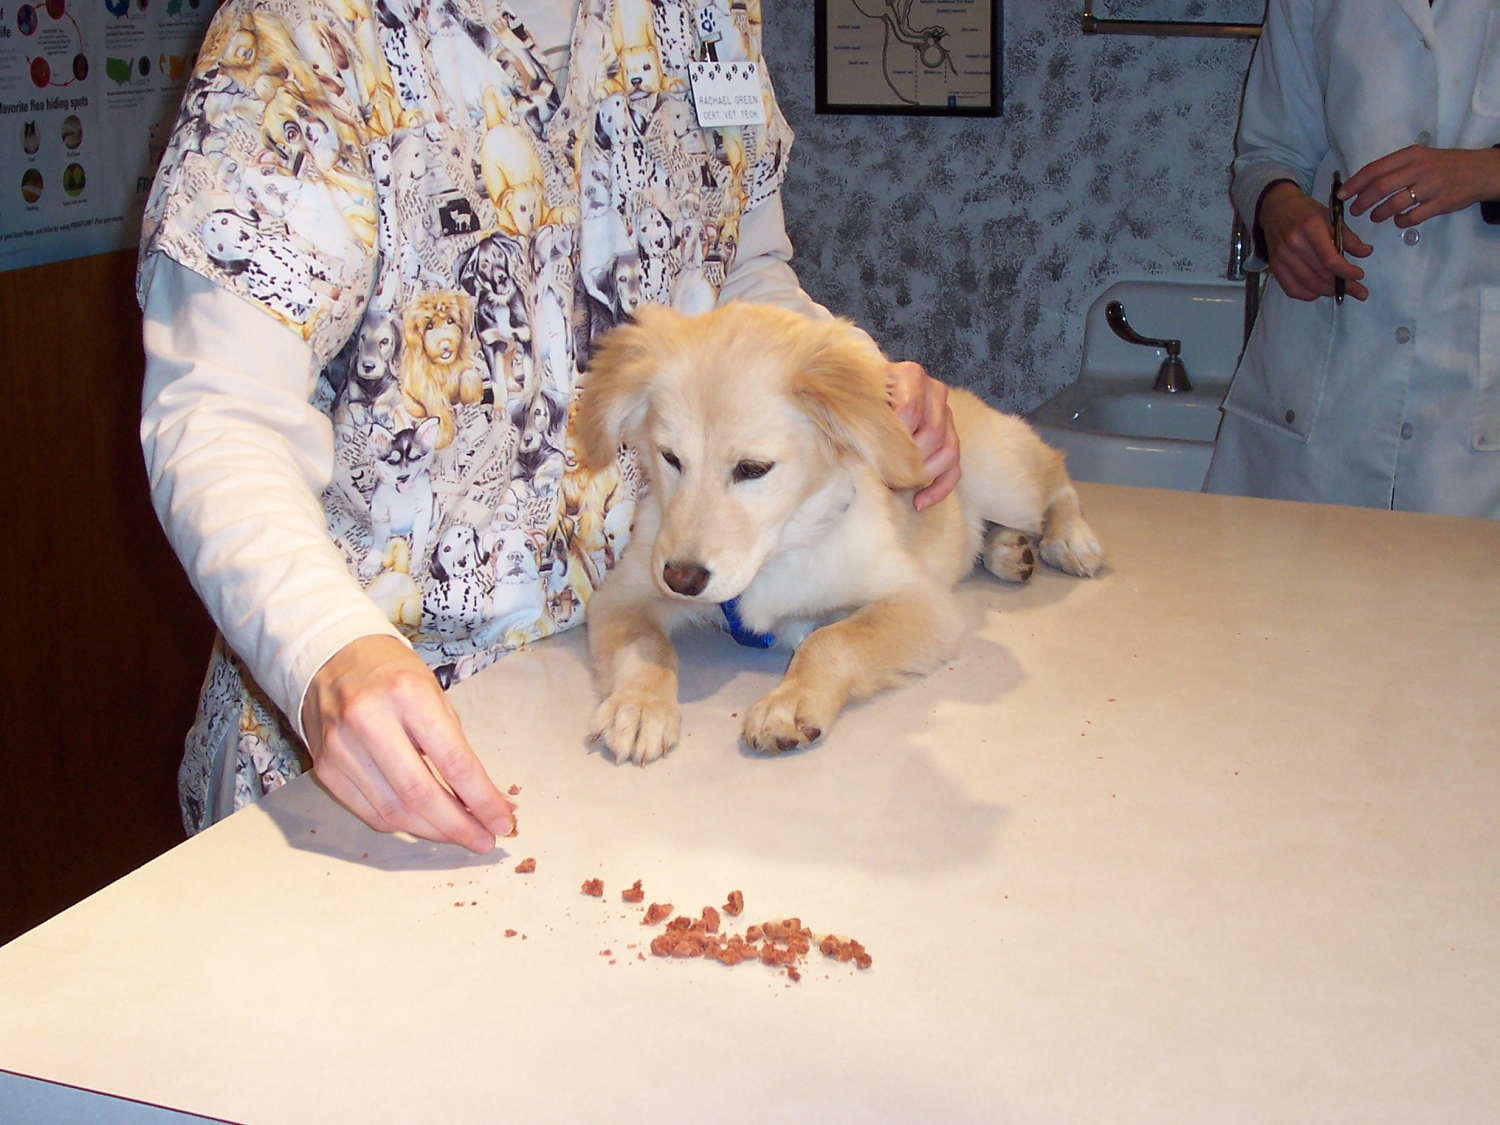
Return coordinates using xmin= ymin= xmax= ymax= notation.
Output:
xmin=1229 ymin=215 xmax=1262 ymax=346
xmin=1104 ymin=301 xmax=1192 ymax=394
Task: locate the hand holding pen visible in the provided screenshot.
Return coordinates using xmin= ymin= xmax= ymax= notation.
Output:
xmin=1258 ymin=180 xmax=1372 ymax=303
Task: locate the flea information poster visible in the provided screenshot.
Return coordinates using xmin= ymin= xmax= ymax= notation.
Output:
xmin=0 ymin=0 xmax=214 ymax=271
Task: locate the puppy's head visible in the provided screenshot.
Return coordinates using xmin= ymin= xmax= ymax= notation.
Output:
xmin=576 ymin=302 xmax=926 ymax=604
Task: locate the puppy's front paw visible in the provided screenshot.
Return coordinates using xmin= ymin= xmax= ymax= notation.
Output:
xmin=1040 ymin=522 xmax=1104 ymax=578
xmin=590 ymin=689 xmax=682 ymax=765
xmin=742 ymin=686 xmax=836 ymax=755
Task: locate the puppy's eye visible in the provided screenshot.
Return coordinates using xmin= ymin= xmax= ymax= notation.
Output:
xmin=660 ymin=450 xmax=682 ymax=471
xmin=732 ymin=460 xmax=773 ymax=483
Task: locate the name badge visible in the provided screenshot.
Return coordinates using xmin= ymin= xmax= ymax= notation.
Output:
xmin=689 ymin=60 xmax=767 ymax=128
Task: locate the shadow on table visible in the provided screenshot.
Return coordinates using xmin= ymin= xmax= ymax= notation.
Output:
xmin=582 ymin=601 xmax=1024 ymax=877
xmin=256 ymin=777 xmax=512 ymax=873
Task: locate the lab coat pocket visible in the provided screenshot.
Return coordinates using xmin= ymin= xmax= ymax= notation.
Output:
xmin=1221 ymin=282 xmax=1335 ymax=442
xmin=1472 ymin=10 xmax=1500 ymax=118
xmin=1474 ymin=288 xmax=1500 ymax=451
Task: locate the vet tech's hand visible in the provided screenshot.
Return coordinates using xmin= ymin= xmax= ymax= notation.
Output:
xmin=1259 ymin=181 xmax=1372 ymax=302
xmin=888 ymin=361 xmax=960 ymax=510
xmin=1341 ymin=145 xmax=1500 ymax=227
xmin=301 ymin=635 xmax=515 ymax=852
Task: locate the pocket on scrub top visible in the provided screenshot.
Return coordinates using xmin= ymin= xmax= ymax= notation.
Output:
xmin=1475 ymin=288 xmax=1500 ymax=451
xmin=1220 ymin=279 xmax=1336 ymax=442
xmin=1472 ymin=10 xmax=1500 ymax=118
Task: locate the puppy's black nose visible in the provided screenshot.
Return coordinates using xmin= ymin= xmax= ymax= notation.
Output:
xmin=662 ymin=561 xmax=711 ymax=597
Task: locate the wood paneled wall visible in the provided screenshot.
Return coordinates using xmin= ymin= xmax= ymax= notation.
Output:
xmin=0 ymin=250 xmax=215 ymax=945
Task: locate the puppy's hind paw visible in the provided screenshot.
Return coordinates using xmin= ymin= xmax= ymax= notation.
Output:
xmin=589 ymin=689 xmax=682 ymax=765
xmin=982 ymin=525 xmax=1037 ymax=583
xmin=1040 ymin=523 xmax=1104 ymax=578
xmin=741 ymin=688 xmax=834 ymax=756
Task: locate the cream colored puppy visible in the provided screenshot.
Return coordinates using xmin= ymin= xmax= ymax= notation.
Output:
xmin=575 ymin=303 xmax=1103 ymax=764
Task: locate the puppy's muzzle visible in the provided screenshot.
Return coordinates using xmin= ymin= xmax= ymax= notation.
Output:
xmin=662 ymin=561 xmax=710 ymax=598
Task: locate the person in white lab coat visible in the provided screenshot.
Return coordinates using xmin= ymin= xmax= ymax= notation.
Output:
xmin=1205 ymin=0 xmax=1500 ymax=516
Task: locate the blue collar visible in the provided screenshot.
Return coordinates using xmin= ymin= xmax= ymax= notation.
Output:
xmin=719 ymin=598 xmax=776 ymax=649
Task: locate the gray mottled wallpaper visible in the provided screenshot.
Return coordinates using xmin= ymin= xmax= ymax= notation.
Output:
xmin=761 ymin=0 xmax=1263 ymax=412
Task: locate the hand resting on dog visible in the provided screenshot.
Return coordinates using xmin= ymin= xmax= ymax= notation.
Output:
xmin=888 ymin=359 xmax=960 ymax=510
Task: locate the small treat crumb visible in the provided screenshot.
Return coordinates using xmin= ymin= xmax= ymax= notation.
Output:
xmin=621 ymin=879 xmax=645 ymax=903
xmin=504 ymin=929 xmax=517 ymax=937
xmin=507 ymin=784 xmax=521 ymax=795
xmin=514 ymin=858 xmax=536 ymax=874
xmin=701 ymin=905 xmax=721 ymax=933
xmin=637 ymin=952 xmax=646 ymax=961
xmin=453 ymin=901 xmax=464 ymax=908
xmin=723 ymin=890 xmax=744 ymax=916
xmin=599 ymin=949 xmax=612 ymax=957
xmin=745 ymin=924 xmax=763 ymax=943
xmin=822 ymin=937 xmax=873 ymax=969
xmin=643 ymin=902 xmax=673 ymax=925
xmin=787 ymin=966 xmax=801 ymax=982
xmin=581 ymin=878 xmax=604 ymax=897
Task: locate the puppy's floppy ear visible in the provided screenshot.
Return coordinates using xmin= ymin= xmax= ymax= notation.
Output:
xmin=575 ymin=304 xmax=682 ymax=470
xmin=791 ymin=325 xmax=928 ymax=490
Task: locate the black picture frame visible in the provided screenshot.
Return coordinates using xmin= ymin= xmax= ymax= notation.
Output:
xmin=815 ymin=0 xmax=1002 ymax=117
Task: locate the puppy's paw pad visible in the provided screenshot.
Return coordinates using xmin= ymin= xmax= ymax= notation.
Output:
xmin=590 ymin=691 xmax=681 ymax=765
xmin=982 ymin=526 xmax=1037 ymax=583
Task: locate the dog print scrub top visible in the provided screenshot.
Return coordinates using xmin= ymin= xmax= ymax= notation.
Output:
xmin=138 ymin=0 xmax=793 ymax=829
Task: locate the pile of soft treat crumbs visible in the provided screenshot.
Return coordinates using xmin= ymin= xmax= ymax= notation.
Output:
xmin=578 ymin=880 xmax=871 ymax=983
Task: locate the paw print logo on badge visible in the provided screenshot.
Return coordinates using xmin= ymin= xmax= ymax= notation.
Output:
xmin=694 ymin=5 xmax=720 ymax=43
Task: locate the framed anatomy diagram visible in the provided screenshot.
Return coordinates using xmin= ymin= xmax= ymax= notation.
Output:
xmin=815 ymin=0 xmax=1002 ymax=116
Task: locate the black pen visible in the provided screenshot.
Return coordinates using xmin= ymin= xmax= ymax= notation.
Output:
xmin=1330 ymin=171 xmax=1345 ymax=306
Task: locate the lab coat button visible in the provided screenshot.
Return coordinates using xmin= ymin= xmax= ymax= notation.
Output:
xmin=1395 ymin=326 xmax=1412 ymax=344
xmin=1285 ymin=410 xmax=1296 ymax=424
xmin=1401 ymin=422 xmax=1414 ymax=440
xmin=1416 ymin=131 xmax=1432 ymax=146
xmin=1403 ymin=228 xmax=1420 ymax=246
